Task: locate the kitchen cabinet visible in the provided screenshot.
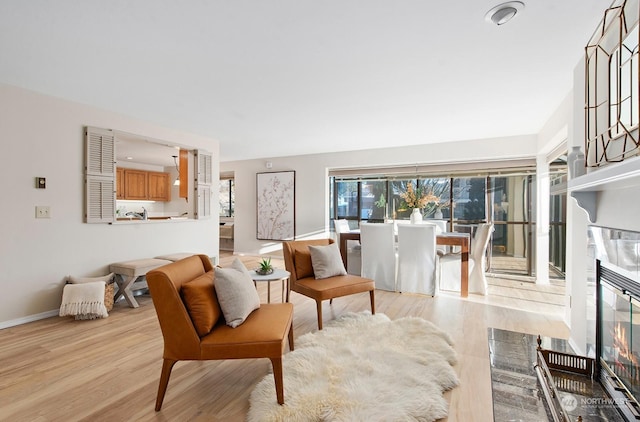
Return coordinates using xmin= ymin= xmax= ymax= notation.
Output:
xmin=179 ymin=148 xmax=188 ymax=199
xmin=148 ymin=171 xmax=170 ymax=201
xmin=116 ymin=168 xmax=125 ymax=199
xmin=117 ymin=168 xmax=170 ymax=201
xmin=124 ymin=169 xmax=148 ymax=200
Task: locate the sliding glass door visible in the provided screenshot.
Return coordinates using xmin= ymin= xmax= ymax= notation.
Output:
xmin=488 ymin=175 xmax=536 ymax=277
xmin=331 ymin=171 xmax=540 ymax=279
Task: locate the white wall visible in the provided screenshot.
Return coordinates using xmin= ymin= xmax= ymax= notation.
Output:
xmin=535 ymin=92 xmax=573 ymax=287
xmin=0 ymin=83 xmax=220 ymax=327
xmin=221 ymin=135 xmax=538 ymax=256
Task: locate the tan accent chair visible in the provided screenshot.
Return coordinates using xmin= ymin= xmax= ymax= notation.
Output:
xmin=146 ymin=255 xmax=294 ymax=411
xmin=283 ymin=239 xmax=375 ymax=330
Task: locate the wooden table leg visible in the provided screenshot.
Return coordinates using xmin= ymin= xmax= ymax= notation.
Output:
xmin=114 ymin=274 xmax=140 ymax=308
xmin=339 ymin=235 xmax=348 ymax=268
xmin=460 ymin=251 xmax=469 ymax=298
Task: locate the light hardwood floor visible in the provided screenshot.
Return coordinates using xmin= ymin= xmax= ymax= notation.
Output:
xmin=0 ymin=253 xmax=568 ymax=422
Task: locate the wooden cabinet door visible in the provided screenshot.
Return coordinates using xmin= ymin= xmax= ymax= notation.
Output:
xmin=148 ymin=172 xmax=170 ymax=201
xmin=179 ymin=149 xmax=188 ymax=199
xmin=116 ymin=168 xmax=124 ymax=199
xmin=124 ymin=169 xmax=148 ymax=200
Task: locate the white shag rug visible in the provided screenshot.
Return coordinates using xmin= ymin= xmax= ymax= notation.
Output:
xmin=247 ymin=312 xmax=459 ymax=422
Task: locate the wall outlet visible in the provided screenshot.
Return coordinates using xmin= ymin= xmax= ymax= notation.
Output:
xmin=35 ymin=206 xmax=50 ymax=219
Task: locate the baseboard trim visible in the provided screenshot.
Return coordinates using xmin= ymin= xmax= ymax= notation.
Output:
xmin=0 ymin=309 xmax=59 ymax=330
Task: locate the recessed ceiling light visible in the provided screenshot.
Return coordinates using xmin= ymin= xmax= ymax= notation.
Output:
xmin=485 ymin=1 xmax=524 ymax=26
xmin=126 ymin=156 xmax=133 ymax=160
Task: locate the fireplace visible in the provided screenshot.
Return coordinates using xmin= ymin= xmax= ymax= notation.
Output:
xmin=596 ymin=261 xmax=640 ymax=420
xmin=535 ymin=257 xmax=640 ymax=421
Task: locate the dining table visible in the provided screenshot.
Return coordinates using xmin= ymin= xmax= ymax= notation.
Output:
xmin=339 ymin=231 xmax=471 ymax=297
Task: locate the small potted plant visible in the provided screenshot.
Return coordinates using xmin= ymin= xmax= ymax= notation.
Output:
xmin=256 ymin=257 xmax=274 ymax=275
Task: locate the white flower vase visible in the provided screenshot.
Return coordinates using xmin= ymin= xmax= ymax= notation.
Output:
xmin=410 ymin=208 xmax=423 ymax=224
xmin=567 ymin=145 xmax=586 ymax=178
xmin=434 ymin=209 xmax=443 ymax=219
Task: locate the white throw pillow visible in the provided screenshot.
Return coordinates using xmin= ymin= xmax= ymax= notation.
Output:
xmin=67 ymin=273 xmax=114 ymax=284
xmin=214 ymin=258 xmax=260 ymax=328
xmin=309 ymin=244 xmax=347 ymax=279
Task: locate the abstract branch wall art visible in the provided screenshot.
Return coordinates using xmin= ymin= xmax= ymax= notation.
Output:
xmin=256 ymin=171 xmax=295 ymax=240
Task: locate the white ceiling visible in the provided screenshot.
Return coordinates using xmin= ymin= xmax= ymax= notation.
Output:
xmin=114 ymin=131 xmax=182 ymax=168
xmin=0 ymin=0 xmax=612 ymax=162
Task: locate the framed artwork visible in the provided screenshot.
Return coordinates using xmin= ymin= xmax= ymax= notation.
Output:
xmin=256 ymin=171 xmax=295 ymax=240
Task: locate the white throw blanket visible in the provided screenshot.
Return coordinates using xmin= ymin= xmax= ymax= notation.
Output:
xmin=59 ymin=281 xmax=109 ymax=320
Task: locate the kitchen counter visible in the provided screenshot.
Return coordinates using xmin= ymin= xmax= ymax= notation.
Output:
xmin=113 ymin=216 xmax=191 ymax=224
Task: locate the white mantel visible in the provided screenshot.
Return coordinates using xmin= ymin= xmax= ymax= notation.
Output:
xmin=568 ymin=155 xmax=640 ymax=223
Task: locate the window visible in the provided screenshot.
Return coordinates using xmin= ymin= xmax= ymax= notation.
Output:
xmin=453 ymin=177 xmax=486 ymax=222
xmin=360 ymin=180 xmax=387 ymax=220
xmin=219 ymin=178 xmax=234 ymax=217
xmin=335 ymin=180 xmax=359 ymax=220
xmin=330 ymin=168 xmax=545 ymax=279
xmin=389 ymin=178 xmax=450 ymax=220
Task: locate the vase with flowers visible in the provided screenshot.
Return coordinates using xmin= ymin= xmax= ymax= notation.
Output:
xmin=399 ymin=182 xmax=440 ymax=224
xmin=433 ymin=199 xmax=450 ymax=219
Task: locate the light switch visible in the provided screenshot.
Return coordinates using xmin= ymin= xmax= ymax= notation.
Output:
xmin=35 ymin=177 xmax=46 ymax=189
xmin=36 ymin=206 xmax=50 ymax=219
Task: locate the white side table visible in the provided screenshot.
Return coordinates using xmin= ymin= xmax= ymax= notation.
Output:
xmin=249 ymin=269 xmax=291 ymax=303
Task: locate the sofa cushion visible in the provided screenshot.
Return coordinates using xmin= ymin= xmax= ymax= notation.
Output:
xmin=293 ymin=249 xmax=314 ymax=279
xmin=214 ymin=258 xmax=261 ymax=328
xmin=181 ymin=271 xmax=220 ymax=337
xmin=309 ymin=243 xmax=347 ymax=279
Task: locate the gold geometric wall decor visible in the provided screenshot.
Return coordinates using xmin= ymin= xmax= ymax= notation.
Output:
xmin=585 ymin=0 xmax=640 ymax=168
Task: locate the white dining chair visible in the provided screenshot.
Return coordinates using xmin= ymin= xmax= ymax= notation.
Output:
xmin=423 ymin=220 xmax=447 ymax=255
xmin=360 ymin=222 xmax=397 ymax=291
xmin=429 ymin=219 xmax=448 ymax=233
xmin=396 ymin=224 xmax=438 ymax=296
xmin=334 ymin=219 xmax=361 ymax=275
xmin=439 ymin=223 xmax=494 ymax=295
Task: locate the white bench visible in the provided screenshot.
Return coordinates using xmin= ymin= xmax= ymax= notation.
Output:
xmin=110 ymin=258 xmax=172 ymax=308
xmin=154 ymin=252 xmax=196 ymax=262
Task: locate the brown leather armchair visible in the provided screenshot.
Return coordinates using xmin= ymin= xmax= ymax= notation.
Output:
xmin=146 ymin=254 xmax=294 ymax=410
xmin=283 ymin=239 xmax=375 ymax=330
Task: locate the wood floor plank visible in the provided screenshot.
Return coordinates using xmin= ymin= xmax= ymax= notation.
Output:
xmin=0 ymin=252 xmax=569 ymax=421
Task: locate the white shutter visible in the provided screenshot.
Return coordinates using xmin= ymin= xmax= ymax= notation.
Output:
xmin=195 ymin=150 xmax=213 ymax=219
xmin=197 ymin=151 xmax=213 ymax=184
xmin=197 ymin=184 xmax=211 ymax=218
xmin=85 ymin=127 xmax=115 ymax=223
xmin=86 ymin=126 xmax=115 ymax=176
xmin=86 ymin=178 xmax=115 ymax=223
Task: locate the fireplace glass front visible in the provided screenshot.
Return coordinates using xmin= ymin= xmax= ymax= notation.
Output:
xmin=600 ymin=279 xmax=640 ymax=401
